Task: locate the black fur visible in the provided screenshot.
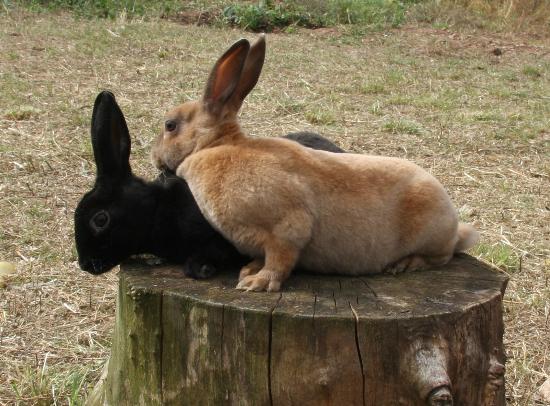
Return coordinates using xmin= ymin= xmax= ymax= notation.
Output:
xmin=284 ymin=131 xmax=344 ymax=153
xmin=74 ymin=91 xmax=343 ymax=277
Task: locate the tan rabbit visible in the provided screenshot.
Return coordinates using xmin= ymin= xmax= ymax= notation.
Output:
xmin=151 ymin=36 xmax=479 ymax=292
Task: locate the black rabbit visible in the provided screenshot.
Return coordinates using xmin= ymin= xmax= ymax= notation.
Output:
xmin=74 ymin=91 xmax=343 ymax=278
xmin=282 ymin=131 xmax=343 ymax=153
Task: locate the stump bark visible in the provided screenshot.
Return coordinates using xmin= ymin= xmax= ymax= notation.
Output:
xmin=87 ymin=254 xmax=508 ymax=406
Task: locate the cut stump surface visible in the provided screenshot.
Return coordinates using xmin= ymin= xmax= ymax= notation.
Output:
xmin=87 ymin=254 xmax=508 ymax=406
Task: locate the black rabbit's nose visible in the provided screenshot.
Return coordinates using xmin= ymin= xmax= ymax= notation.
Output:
xmin=78 ymin=258 xmax=93 ymax=272
xmin=91 ymin=259 xmax=104 ymax=273
xmin=79 ymin=258 xmax=109 ymax=274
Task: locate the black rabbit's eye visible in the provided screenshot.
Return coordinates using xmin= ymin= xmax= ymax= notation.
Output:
xmin=90 ymin=210 xmax=110 ymax=233
xmin=165 ymin=119 xmax=177 ymax=132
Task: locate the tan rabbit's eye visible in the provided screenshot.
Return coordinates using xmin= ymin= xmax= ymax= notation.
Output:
xmin=165 ymin=119 xmax=177 ymax=133
xmin=90 ymin=210 xmax=110 ymax=234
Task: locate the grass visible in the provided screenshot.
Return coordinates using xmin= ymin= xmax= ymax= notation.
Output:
xmin=9 ymin=364 xmax=90 ymax=405
xmin=3 ymin=106 xmax=41 ymax=121
xmin=304 ymin=108 xmax=337 ymax=125
xmin=409 ymin=0 xmax=550 ymax=32
xmin=361 ymin=80 xmax=387 ymax=95
xmin=0 ymin=7 xmax=549 ymax=406
xmin=472 ymin=242 xmax=522 ymax=273
xmin=383 ymin=119 xmax=423 ymax=135
xmin=4 ymin=0 xmax=550 ymax=34
xmin=4 ymin=0 xmax=187 ymax=18
xmin=222 ymin=0 xmax=412 ymax=32
xmin=522 ymin=65 xmax=543 ymax=78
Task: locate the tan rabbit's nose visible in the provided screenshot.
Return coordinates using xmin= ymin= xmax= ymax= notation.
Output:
xmin=155 ymin=160 xmax=169 ymax=172
xmin=151 ymin=146 xmax=163 ymax=170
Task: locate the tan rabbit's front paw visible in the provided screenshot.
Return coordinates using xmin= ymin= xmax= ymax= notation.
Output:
xmin=236 ymin=270 xmax=282 ymax=292
xmin=239 ymin=259 xmax=264 ymax=281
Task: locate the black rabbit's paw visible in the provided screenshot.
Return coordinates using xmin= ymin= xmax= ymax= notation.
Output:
xmin=145 ymin=257 xmax=165 ymax=266
xmin=183 ymin=259 xmax=217 ymax=279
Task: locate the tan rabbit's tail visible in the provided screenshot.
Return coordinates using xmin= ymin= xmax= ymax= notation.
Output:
xmin=454 ymin=223 xmax=480 ymax=252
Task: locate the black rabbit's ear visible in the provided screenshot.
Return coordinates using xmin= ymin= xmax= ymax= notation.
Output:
xmin=90 ymin=91 xmax=131 ymax=180
xmin=203 ymin=39 xmax=250 ymax=116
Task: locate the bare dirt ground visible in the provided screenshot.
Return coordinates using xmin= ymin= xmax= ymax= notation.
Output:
xmin=0 ymin=11 xmax=548 ymax=405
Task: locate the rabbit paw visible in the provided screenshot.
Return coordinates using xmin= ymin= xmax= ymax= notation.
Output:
xmin=239 ymin=259 xmax=264 ymax=281
xmin=386 ymin=255 xmax=427 ymax=275
xmin=236 ymin=270 xmax=282 ymax=292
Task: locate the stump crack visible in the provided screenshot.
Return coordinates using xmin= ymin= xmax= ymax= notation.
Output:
xmin=220 ymin=304 xmax=225 ymax=367
xmin=349 ymin=303 xmax=366 ymax=406
xmin=360 ymin=278 xmax=382 ymax=310
xmin=359 ymin=278 xmax=378 ymax=298
xmin=268 ymin=294 xmax=283 ymax=406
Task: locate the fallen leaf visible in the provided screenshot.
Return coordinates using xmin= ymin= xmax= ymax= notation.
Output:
xmin=0 ymin=261 xmax=16 ymax=276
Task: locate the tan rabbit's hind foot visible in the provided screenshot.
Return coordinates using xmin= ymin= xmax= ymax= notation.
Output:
xmin=236 ymin=270 xmax=282 ymax=292
xmin=385 ymin=255 xmax=427 ymax=275
xmin=239 ymin=259 xmax=264 ymax=281
xmin=385 ymin=253 xmax=452 ymax=275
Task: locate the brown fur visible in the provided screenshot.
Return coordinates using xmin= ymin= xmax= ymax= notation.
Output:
xmin=151 ymin=36 xmax=479 ymax=292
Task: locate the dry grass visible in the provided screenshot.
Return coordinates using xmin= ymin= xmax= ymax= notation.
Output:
xmin=408 ymin=0 xmax=550 ymax=34
xmin=456 ymin=0 xmax=550 ymax=28
xmin=0 ymin=10 xmax=549 ymax=405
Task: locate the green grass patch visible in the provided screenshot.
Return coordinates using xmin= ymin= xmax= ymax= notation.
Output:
xmin=1 ymin=73 xmax=33 ymax=103
xmin=7 ymin=0 xmax=550 ymax=34
xmin=522 ymin=65 xmax=542 ymax=78
xmin=8 ymin=0 xmax=414 ymax=30
xmin=3 ymin=105 xmax=41 ymax=121
xmin=304 ymin=108 xmax=337 ymax=125
xmin=9 ymin=0 xmax=186 ymax=18
xmin=472 ymin=112 xmax=502 ymax=122
xmin=361 ymin=80 xmax=387 ymax=95
xmin=222 ymin=0 xmax=418 ymax=32
xmin=276 ymin=99 xmax=307 ymax=115
xmin=9 ymin=364 xmax=91 ymax=406
xmin=472 ymin=242 xmax=521 ymax=273
xmin=383 ymin=119 xmax=422 ymax=135
xmin=412 ymin=91 xmax=461 ymax=110
xmin=222 ymin=2 xmax=322 ymax=32
xmin=386 ymin=95 xmax=413 ymax=106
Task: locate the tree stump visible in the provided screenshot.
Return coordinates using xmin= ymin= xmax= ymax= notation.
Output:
xmin=87 ymin=254 xmax=508 ymax=406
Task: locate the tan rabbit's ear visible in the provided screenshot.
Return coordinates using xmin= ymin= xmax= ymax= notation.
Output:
xmin=228 ymin=34 xmax=266 ymax=111
xmin=203 ymin=39 xmax=250 ymax=116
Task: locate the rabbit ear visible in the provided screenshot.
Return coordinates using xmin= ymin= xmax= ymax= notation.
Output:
xmin=203 ymin=39 xmax=251 ymax=116
xmin=90 ymin=91 xmax=131 ymax=180
xmin=228 ymin=34 xmax=266 ymax=111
